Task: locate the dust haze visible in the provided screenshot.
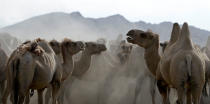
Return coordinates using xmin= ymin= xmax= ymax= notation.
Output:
xmin=1 ymin=12 xmax=210 ymax=104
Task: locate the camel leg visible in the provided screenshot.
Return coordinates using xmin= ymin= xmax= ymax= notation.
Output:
xmin=202 ymin=81 xmax=208 ymax=97
xmin=0 ymin=80 xmax=6 ymax=99
xmin=57 ymin=86 xmax=65 ymax=104
xmin=149 ymin=77 xmax=156 ymax=104
xmin=176 ymin=87 xmax=185 ymax=104
xmin=186 ymin=89 xmax=192 ymax=104
xmin=52 ymin=84 xmax=60 ymax=104
xmin=157 ymin=80 xmax=169 ymax=104
xmin=18 ymin=95 xmax=25 ymax=104
xmin=192 ymin=87 xmax=203 ymax=104
xmin=38 ymin=89 xmax=45 ymax=104
xmin=64 ymin=78 xmax=74 ymax=102
xmin=132 ymin=75 xmax=146 ymax=104
xmin=2 ymin=81 xmax=11 ymax=104
xmin=45 ymin=87 xmax=52 ymax=104
xmin=24 ymin=90 xmax=30 ymax=104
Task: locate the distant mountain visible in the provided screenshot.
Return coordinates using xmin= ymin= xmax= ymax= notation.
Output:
xmin=0 ymin=12 xmax=209 ymax=45
xmin=0 ymin=32 xmax=21 ymax=55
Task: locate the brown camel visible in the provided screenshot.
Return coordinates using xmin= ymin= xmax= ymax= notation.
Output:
xmin=0 ymin=44 xmax=8 ymax=100
xmin=23 ymin=39 xmax=84 ymax=104
xmin=45 ymin=38 xmax=85 ymax=104
xmin=127 ymin=23 xmax=205 ymax=104
xmin=129 ymin=23 xmax=180 ymax=104
xmin=2 ymin=38 xmax=84 ymax=104
xmin=62 ymin=41 xmax=106 ymax=104
xmin=126 ymin=28 xmax=161 ymax=104
xmin=2 ymin=38 xmax=61 ymax=104
xmin=201 ymin=47 xmax=210 ymax=96
xmin=45 ymin=41 xmax=106 ymax=104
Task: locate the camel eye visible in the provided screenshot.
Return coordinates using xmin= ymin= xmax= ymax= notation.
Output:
xmin=140 ymin=33 xmax=147 ymax=38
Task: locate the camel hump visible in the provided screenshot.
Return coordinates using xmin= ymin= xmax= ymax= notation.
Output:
xmin=181 ymin=23 xmax=190 ymax=37
xmin=169 ymin=23 xmax=180 ymax=44
xmin=17 ymin=41 xmax=44 ymax=56
xmin=179 ymin=22 xmax=193 ymax=49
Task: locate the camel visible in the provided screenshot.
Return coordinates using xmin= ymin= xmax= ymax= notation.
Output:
xmin=161 ymin=42 xmax=210 ymax=101
xmin=2 ymin=38 xmax=60 ymax=104
xmin=97 ymin=40 xmax=133 ymax=104
xmin=127 ymin=23 xmax=205 ymax=104
xmin=164 ymin=42 xmax=210 ymax=98
xmin=128 ymin=23 xmax=181 ymax=104
xmin=44 ymin=41 xmax=106 ymax=104
xmin=2 ymin=38 xmax=84 ymax=104
xmin=0 ymin=44 xmax=8 ymax=99
xmin=201 ymin=47 xmax=210 ymax=96
xmin=117 ymin=40 xmax=133 ymax=64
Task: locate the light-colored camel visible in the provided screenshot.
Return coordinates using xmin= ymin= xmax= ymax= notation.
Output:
xmin=117 ymin=40 xmax=133 ymax=64
xmin=98 ymin=40 xmax=133 ymax=104
xmin=161 ymin=23 xmax=205 ymax=104
xmin=127 ymin=23 xmax=205 ymax=104
xmin=0 ymin=44 xmax=8 ymax=99
xmin=45 ymin=41 xmax=106 ymax=104
xmin=161 ymin=42 xmax=210 ymax=101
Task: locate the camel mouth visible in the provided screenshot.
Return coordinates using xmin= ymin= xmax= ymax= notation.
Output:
xmin=126 ymin=37 xmax=134 ymax=43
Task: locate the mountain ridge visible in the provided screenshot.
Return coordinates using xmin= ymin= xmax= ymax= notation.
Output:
xmin=0 ymin=11 xmax=209 ymax=45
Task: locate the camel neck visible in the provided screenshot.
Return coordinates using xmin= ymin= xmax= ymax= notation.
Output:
xmin=61 ymin=49 xmax=73 ymax=80
xmin=72 ymin=50 xmax=92 ymax=78
xmin=144 ymin=41 xmax=160 ymax=77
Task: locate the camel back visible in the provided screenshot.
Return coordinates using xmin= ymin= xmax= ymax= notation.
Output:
xmin=16 ymin=40 xmax=44 ymax=56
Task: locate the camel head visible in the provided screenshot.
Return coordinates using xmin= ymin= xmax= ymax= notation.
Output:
xmin=127 ymin=29 xmax=159 ymax=49
xmin=119 ymin=40 xmax=132 ymax=54
xmin=160 ymin=41 xmax=169 ymax=53
xmin=118 ymin=40 xmax=133 ymax=64
xmin=61 ymin=38 xmax=85 ymax=55
xmin=49 ymin=40 xmax=61 ymax=54
xmin=84 ymin=42 xmax=107 ymax=55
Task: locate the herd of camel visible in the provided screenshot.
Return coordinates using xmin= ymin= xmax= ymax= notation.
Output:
xmin=0 ymin=22 xmax=209 ymax=104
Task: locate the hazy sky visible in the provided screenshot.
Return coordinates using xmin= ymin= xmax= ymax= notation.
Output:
xmin=1 ymin=0 xmax=210 ymax=30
